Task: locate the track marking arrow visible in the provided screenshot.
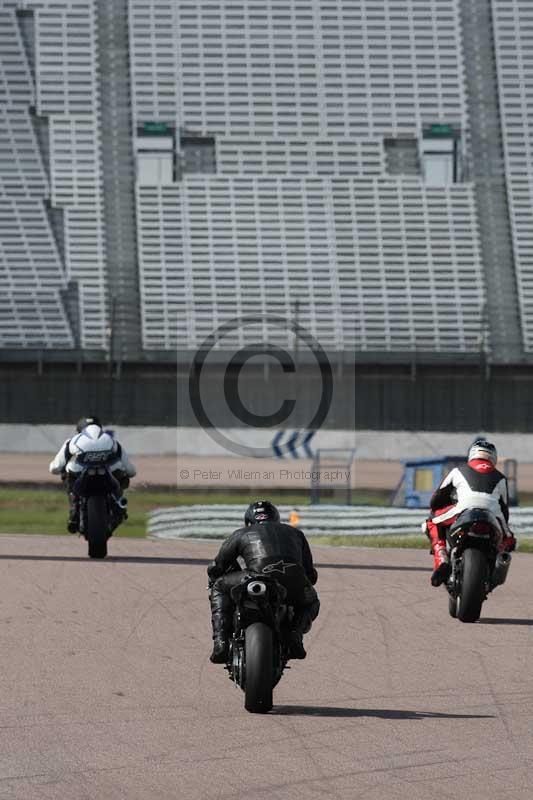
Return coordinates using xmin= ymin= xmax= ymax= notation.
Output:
xmin=272 ymin=430 xmax=285 ymax=459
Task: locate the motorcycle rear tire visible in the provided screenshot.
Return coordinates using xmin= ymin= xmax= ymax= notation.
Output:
xmin=448 ymin=593 xmax=458 ymax=618
xmin=244 ymin=622 xmax=273 ymax=714
xmin=457 ymin=548 xmax=488 ymax=623
xmin=87 ymin=495 xmax=108 ymax=559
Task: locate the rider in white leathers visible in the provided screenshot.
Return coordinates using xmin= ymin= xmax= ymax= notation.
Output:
xmin=49 ymin=416 xmax=136 ymax=532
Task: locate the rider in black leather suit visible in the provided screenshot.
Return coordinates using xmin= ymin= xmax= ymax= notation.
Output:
xmin=208 ymin=500 xmax=320 ymax=663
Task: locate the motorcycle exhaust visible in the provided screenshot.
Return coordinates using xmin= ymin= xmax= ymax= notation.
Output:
xmin=247 ymin=581 xmax=267 ymax=596
xmin=116 ymin=497 xmax=128 ymax=509
xmin=492 ymin=552 xmax=512 ymax=587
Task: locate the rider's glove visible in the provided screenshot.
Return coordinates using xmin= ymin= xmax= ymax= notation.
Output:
xmin=207 ymin=562 xmax=221 ymax=583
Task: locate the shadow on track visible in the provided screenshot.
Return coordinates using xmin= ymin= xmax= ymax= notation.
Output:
xmin=317 ymin=563 xmax=427 ymax=573
xmin=0 ymin=554 xmax=211 ymax=565
xmin=272 ymin=706 xmax=495 ymax=720
xmin=0 ymin=554 xmax=427 ymax=572
xmin=478 ymin=618 xmax=533 ymax=626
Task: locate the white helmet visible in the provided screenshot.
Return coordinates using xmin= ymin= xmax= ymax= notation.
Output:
xmin=468 ymin=438 xmax=497 ymax=466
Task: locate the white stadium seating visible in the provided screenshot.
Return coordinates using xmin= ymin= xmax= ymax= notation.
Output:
xmin=0 ymin=0 xmax=531 ymax=356
xmin=0 ymin=3 xmax=73 ymax=349
xmin=137 ymin=178 xmax=483 ymax=352
xmin=492 ymin=0 xmax=533 ymax=351
xmin=130 ymin=0 xmax=483 ymax=352
xmin=1 ymin=0 xmax=106 ymax=350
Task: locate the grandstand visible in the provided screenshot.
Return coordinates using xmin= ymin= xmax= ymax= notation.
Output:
xmin=1 ymin=0 xmax=107 ymax=351
xmin=130 ymin=0 xmax=485 ymax=354
xmin=491 ymin=0 xmax=533 ymax=353
xmin=1 ymin=1 xmax=533 ymax=427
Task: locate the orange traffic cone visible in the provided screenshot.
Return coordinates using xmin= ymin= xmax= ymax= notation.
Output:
xmin=289 ymin=510 xmax=300 ymax=527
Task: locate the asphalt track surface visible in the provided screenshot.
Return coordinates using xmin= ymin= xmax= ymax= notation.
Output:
xmin=0 ymin=536 xmax=532 ymax=799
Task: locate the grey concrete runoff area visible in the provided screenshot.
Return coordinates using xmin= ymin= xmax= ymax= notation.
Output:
xmin=6 ymin=453 xmax=533 ymax=493
xmin=0 ymin=536 xmax=531 ymax=799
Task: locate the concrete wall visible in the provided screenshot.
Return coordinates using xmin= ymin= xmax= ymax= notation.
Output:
xmin=0 ymin=425 xmax=354 ymax=457
xmin=0 ymin=424 xmax=523 ymax=461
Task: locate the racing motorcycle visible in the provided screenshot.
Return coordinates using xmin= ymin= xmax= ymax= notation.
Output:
xmin=71 ymin=449 xmax=128 ymax=559
xmin=224 ymin=572 xmax=293 ymax=713
xmin=445 ymin=508 xmax=512 ymax=623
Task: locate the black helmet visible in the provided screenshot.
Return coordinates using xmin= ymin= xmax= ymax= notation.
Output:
xmin=244 ymin=500 xmax=280 ymax=526
xmin=468 ymin=437 xmax=497 ymax=466
xmin=76 ymin=415 xmax=102 ymax=433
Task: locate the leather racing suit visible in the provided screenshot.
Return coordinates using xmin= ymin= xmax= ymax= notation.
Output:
xmin=426 ymin=458 xmax=516 ymax=579
xmin=49 ymin=427 xmax=136 ymax=531
xmin=49 ymin=431 xmax=136 ymax=479
xmin=208 ymin=520 xmax=320 ymax=649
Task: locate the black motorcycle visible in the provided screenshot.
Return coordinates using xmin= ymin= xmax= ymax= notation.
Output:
xmin=445 ymin=508 xmax=512 ymax=623
xmin=72 ymin=451 xmax=127 ymax=559
xmin=225 ymin=573 xmax=293 ymax=713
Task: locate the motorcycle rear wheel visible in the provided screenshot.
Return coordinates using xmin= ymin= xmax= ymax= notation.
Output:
xmin=457 ymin=548 xmax=488 ymax=623
xmin=87 ymin=495 xmax=108 ymax=559
xmin=244 ymin=622 xmax=273 ymax=714
xmin=448 ymin=593 xmax=458 ymax=618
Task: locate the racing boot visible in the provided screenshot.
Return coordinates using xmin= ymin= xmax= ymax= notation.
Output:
xmin=426 ymin=519 xmax=450 ymax=586
xmin=209 ymin=608 xmax=230 ymax=664
xmin=289 ymin=602 xmax=318 ymax=660
xmin=210 ymin=638 xmax=229 ymax=664
xmin=288 ymin=631 xmax=306 ymax=660
xmin=67 ymin=492 xmax=79 ymax=534
xmin=431 ymin=542 xmax=451 ymax=587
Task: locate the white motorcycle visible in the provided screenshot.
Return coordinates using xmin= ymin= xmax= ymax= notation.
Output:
xmin=68 ymin=430 xmax=128 ymax=558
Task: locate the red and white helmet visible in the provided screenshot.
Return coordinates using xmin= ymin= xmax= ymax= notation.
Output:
xmin=467 ymin=438 xmax=497 ymax=466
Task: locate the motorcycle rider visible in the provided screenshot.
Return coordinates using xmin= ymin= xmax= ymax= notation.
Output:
xmin=424 ymin=438 xmax=516 ymax=586
xmin=207 ymin=500 xmax=320 ymax=664
xmin=49 ymin=416 xmax=136 ymax=533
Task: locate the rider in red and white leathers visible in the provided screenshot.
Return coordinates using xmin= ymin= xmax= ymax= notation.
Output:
xmin=424 ymin=439 xmax=516 ymax=586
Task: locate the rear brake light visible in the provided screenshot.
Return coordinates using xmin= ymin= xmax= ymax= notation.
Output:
xmin=471 ymin=521 xmax=492 ymax=534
